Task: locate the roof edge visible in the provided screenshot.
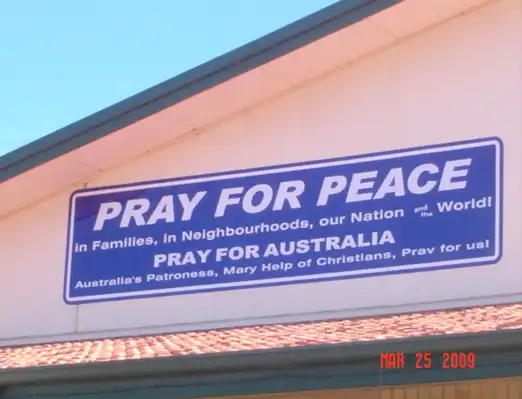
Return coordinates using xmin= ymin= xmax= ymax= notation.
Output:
xmin=1 ymin=328 xmax=521 ymax=387
xmin=0 ymin=0 xmax=401 ymax=184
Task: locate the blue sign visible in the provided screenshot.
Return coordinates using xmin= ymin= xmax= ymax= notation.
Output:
xmin=64 ymin=138 xmax=503 ymax=304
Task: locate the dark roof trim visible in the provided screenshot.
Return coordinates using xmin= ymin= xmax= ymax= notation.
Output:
xmin=1 ymin=329 xmax=521 ymax=387
xmin=0 ymin=0 xmax=401 ymax=184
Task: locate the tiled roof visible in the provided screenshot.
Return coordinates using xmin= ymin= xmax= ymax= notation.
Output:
xmin=1 ymin=303 xmax=522 ymax=370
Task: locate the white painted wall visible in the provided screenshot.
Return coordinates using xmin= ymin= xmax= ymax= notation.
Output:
xmin=1 ymin=0 xmax=521 ymax=345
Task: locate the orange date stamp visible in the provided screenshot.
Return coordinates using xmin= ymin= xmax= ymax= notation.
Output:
xmin=380 ymin=352 xmax=476 ymax=369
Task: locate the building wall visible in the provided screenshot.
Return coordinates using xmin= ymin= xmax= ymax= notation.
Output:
xmin=5 ymin=376 xmax=521 ymax=399
xmin=235 ymin=378 xmax=522 ymax=399
xmin=0 ymin=0 xmax=521 ymax=345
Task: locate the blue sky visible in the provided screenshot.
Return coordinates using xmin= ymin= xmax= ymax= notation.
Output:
xmin=0 ymin=0 xmax=338 ymax=156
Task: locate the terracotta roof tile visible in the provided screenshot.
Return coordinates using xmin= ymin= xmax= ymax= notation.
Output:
xmin=1 ymin=303 xmax=522 ymax=370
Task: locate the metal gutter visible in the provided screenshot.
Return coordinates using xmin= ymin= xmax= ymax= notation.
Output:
xmin=1 ymin=329 xmax=521 ymax=387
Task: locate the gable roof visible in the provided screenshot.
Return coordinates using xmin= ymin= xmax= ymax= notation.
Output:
xmin=0 ymin=0 xmax=400 ymax=186
xmin=0 ymin=0 xmax=493 ymax=220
